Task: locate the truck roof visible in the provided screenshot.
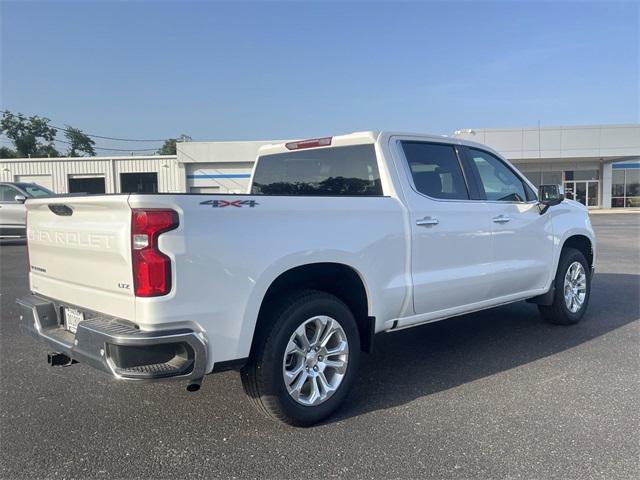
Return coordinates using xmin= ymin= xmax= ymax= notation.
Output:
xmin=256 ymin=130 xmax=494 ymax=157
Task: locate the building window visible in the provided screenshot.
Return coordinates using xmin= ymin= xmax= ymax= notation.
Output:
xmin=611 ymin=165 xmax=640 ymax=208
xmin=120 ymin=172 xmax=158 ymax=193
xmin=68 ymin=176 xmax=106 ymax=194
xmin=523 ymin=171 xmax=542 ymax=187
xmin=612 ymin=170 xmax=625 ymax=198
xmin=542 ymin=171 xmax=563 ymax=185
xmin=518 ymin=170 xmax=572 ymax=188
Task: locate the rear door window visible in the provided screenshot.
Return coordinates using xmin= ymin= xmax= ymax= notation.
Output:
xmin=251 ymin=144 xmax=382 ymax=196
xmin=400 ymin=142 xmax=469 ymax=200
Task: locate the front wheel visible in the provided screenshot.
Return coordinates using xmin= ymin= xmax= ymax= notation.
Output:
xmin=539 ymin=247 xmax=591 ymax=325
xmin=241 ymin=290 xmax=360 ymax=426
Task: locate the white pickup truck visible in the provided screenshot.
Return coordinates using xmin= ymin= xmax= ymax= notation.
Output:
xmin=18 ymin=131 xmax=595 ymax=426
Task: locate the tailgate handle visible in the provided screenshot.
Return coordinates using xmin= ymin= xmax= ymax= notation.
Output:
xmin=48 ymin=204 xmax=73 ymax=216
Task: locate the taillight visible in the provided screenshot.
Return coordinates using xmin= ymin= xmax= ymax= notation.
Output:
xmin=285 ymin=137 xmax=332 ymax=150
xmin=131 ymin=209 xmax=179 ymax=297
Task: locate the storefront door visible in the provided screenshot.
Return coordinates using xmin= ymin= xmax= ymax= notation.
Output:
xmin=564 ymin=181 xmax=599 ymax=208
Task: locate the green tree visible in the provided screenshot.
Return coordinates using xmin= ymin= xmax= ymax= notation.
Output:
xmin=0 ymin=146 xmax=16 ymax=158
xmin=64 ymin=126 xmax=96 ymax=156
xmin=158 ymin=138 xmax=177 ymax=155
xmin=157 ymin=134 xmax=190 ymax=155
xmin=0 ymin=111 xmax=59 ymax=157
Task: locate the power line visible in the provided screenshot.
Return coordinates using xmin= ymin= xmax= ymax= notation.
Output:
xmin=54 ymin=138 xmax=158 ymax=153
xmin=0 ymin=134 xmax=159 ymax=153
xmin=1 ymin=110 xmax=169 ymax=142
xmin=51 ymin=125 xmax=167 ymax=143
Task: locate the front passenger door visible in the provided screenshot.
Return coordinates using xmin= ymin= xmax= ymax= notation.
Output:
xmin=462 ymin=147 xmax=554 ymax=299
xmin=0 ymin=185 xmax=27 ymax=235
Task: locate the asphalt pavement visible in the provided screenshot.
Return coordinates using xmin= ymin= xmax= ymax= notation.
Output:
xmin=1 ymin=213 xmax=638 ymax=479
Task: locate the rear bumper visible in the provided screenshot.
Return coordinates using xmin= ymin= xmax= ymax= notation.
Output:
xmin=17 ymin=294 xmax=207 ymax=382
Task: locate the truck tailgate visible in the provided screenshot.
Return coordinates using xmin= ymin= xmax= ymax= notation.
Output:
xmin=26 ymin=195 xmax=136 ymax=320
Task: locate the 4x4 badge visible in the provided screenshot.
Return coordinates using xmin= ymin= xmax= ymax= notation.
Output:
xmin=199 ymin=199 xmax=259 ymax=208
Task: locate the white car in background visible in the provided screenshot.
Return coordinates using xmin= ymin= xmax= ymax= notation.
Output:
xmin=0 ymin=182 xmax=54 ymax=237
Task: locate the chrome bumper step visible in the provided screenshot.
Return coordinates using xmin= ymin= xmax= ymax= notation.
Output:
xmin=17 ymin=294 xmax=207 ymax=382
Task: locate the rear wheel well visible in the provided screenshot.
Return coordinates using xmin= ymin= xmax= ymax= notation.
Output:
xmin=252 ymin=263 xmax=374 ymax=356
xmin=562 ymin=235 xmax=594 ymax=272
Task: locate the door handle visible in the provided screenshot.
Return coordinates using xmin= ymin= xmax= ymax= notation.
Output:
xmin=492 ymin=215 xmax=511 ymax=223
xmin=416 ymin=216 xmax=439 ymax=226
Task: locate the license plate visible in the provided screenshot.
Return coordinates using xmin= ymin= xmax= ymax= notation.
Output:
xmin=64 ymin=307 xmax=84 ymax=333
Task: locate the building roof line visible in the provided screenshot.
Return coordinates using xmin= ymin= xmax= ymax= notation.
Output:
xmin=455 ymin=123 xmax=640 ymax=133
xmin=0 ymin=155 xmax=178 ymax=162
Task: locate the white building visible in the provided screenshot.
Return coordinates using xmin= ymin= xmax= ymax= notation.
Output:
xmin=0 ymin=141 xmax=276 ymax=195
xmin=177 ymin=140 xmax=280 ymax=194
xmin=453 ymin=124 xmax=640 ymax=209
xmin=1 ymin=124 xmax=638 ymax=208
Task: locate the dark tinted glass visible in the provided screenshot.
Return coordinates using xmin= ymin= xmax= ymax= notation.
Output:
xmin=20 ymin=184 xmax=53 ymax=197
xmin=120 ymin=172 xmax=158 ymax=193
xmin=251 ymin=144 xmax=382 ymax=196
xmin=401 ymin=142 xmax=468 ymax=200
xmin=0 ymin=185 xmax=20 ymax=202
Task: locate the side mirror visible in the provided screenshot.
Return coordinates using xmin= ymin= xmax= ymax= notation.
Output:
xmin=14 ymin=194 xmax=27 ymax=204
xmin=538 ymin=184 xmax=564 ymax=214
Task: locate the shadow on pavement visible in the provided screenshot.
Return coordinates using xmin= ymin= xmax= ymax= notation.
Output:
xmin=332 ymin=272 xmax=639 ymax=423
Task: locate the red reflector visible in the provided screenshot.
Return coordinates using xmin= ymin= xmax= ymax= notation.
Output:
xmin=131 ymin=209 xmax=179 ymax=297
xmin=285 ymin=137 xmax=332 ymax=150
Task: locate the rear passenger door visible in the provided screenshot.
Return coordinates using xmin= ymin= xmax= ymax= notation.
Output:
xmin=395 ymin=140 xmax=494 ymax=318
xmin=461 ymin=147 xmax=554 ymax=299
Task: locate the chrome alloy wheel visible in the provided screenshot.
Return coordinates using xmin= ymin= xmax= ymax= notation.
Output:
xmin=564 ymin=261 xmax=587 ymax=313
xmin=282 ymin=315 xmax=349 ymax=406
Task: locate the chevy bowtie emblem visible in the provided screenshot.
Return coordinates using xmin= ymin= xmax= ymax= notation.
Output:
xmin=200 ymin=199 xmax=259 ymax=208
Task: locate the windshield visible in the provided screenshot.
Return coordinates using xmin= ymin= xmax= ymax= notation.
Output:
xmin=18 ymin=183 xmax=54 ymax=197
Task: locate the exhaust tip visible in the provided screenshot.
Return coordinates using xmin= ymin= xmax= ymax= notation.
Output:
xmin=186 ymin=378 xmax=202 ymax=392
xmin=48 ymin=352 xmax=73 ymax=367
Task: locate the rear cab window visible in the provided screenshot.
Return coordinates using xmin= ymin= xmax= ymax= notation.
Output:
xmin=251 ymin=144 xmax=382 ymax=196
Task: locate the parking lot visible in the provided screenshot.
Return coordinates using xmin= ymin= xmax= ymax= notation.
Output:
xmin=0 ymin=213 xmax=638 ymax=479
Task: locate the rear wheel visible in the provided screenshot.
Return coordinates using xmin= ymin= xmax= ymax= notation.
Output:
xmin=539 ymin=248 xmax=591 ymax=325
xmin=241 ymin=290 xmax=360 ymax=426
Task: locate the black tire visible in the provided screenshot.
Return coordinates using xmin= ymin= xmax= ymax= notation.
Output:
xmin=538 ymin=247 xmax=591 ymax=325
xmin=240 ymin=290 xmax=360 ymax=427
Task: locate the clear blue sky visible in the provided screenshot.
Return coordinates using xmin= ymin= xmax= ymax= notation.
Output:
xmin=1 ymin=0 xmax=638 ymax=153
